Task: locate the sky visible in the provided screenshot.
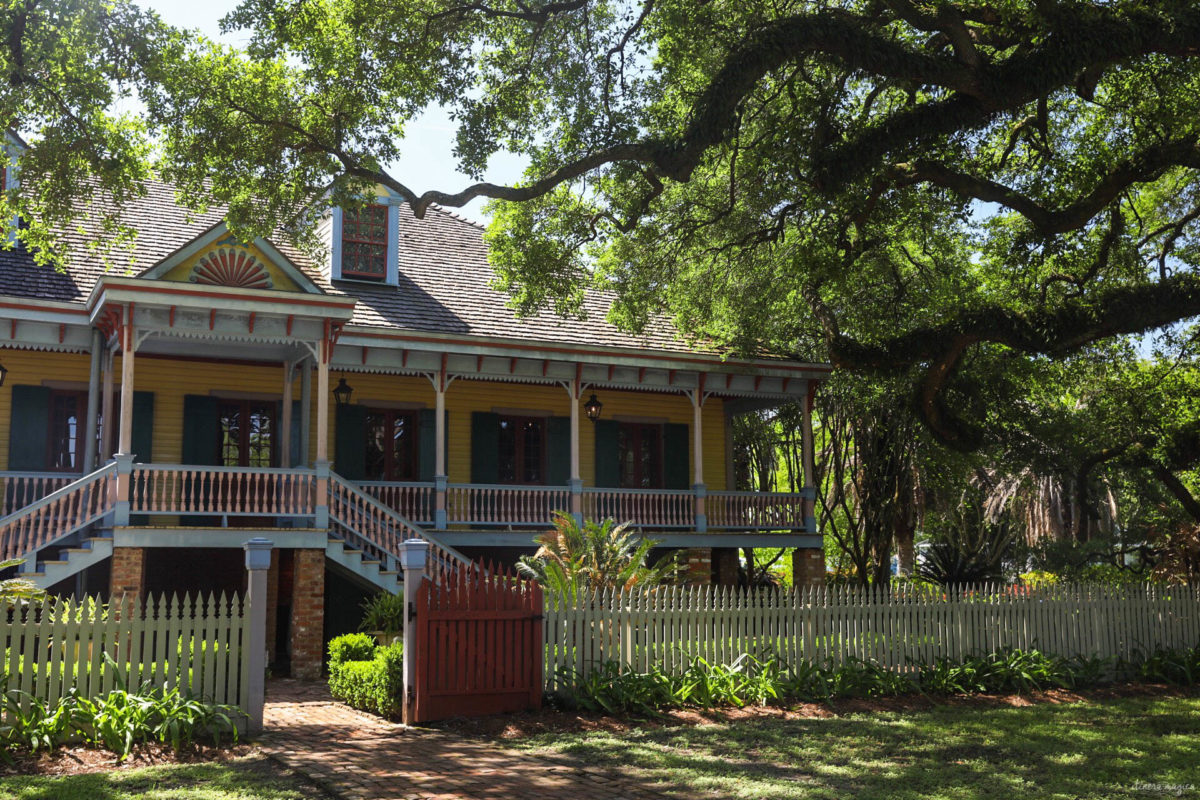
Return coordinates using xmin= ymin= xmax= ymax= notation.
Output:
xmin=141 ymin=0 xmax=526 ymax=222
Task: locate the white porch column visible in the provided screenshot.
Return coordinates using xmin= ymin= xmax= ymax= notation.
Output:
xmin=433 ymin=355 xmax=448 ymax=530
xmin=117 ymin=312 xmax=136 ymax=456
xmin=82 ymin=327 xmax=103 ymax=470
xmin=114 ymin=309 xmax=136 ymax=526
xmin=800 ymin=382 xmax=817 ymax=532
xmin=567 ymin=365 xmax=583 ymax=524
xmin=316 ymin=347 xmax=330 ymax=462
xmin=280 ymin=361 xmax=294 ymax=467
xmin=691 ymin=375 xmax=707 ymax=533
xmin=299 ymin=358 xmax=312 ymax=465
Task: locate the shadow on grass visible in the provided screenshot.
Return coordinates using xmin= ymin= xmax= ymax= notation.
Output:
xmin=521 ymin=695 xmax=1200 ymax=800
xmin=0 ymin=755 xmax=328 ymax=800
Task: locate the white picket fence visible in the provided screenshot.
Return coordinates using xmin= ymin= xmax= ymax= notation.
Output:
xmin=1 ymin=593 xmax=251 ymax=719
xmin=543 ymin=583 xmax=1200 ymax=691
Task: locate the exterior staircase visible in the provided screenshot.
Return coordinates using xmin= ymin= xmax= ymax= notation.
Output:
xmin=1 ymin=464 xmax=466 ymax=594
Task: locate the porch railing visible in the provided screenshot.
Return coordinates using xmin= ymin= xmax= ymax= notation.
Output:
xmin=582 ymin=488 xmax=696 ymax=529
xmin=128 ymin=465 xmax=317 ymax=518
xmin=446 ymin=484 xmax=571 ymax=527
xmin=0 ymin=464 xmax=117 ymax=562
xmin=358 ymin=481 xmax=435 ymax=526
xmin=0 ymin=471 xmax=81 ymax=517
xmin=706 ymin=490 xmax=809 ymax=530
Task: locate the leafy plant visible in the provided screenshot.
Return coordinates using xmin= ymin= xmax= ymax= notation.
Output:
xmin=328 ymin=633 xmax=376 ymax=668
xmin=1138 ymin=646 xmax=1200 ymax=686
xmin=517 ymin=513 xmax=678 ymax=597
xmin=0 ymin=559 xmax=45 ymax=606
xmin=357 ymin=592 xmax=405 ymax=637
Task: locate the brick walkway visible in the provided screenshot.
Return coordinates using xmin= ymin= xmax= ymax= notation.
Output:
xmin=260 ymin=679 xmax=679 ymax=800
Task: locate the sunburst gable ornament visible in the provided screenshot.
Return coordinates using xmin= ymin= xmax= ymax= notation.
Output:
xmin=189 ymin=248 xmax=274 ymax=290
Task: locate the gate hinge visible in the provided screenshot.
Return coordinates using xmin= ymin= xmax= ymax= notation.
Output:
xmin=408 ymin=601 xmax=417 ymax=622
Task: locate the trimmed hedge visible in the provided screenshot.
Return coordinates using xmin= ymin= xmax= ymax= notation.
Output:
xmin=327 ymin=634 xmax=403 ymax=719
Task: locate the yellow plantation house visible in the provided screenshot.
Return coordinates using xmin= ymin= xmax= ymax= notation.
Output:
xmin=0 ymin=138 xmax=828 ymax=677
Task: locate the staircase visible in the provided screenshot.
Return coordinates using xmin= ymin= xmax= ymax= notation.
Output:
xmin=1 ymin=465 xmax=467 ymax=593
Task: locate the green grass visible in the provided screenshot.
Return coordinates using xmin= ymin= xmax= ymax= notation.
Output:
xmin=514 ymin=695 xmax=1200 ymax=799
xmin=0 ymin=755 xmax=328 ymax=800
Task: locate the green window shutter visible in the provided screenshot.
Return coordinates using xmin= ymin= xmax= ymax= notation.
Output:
xmin=334 ymin=404 xmax=367 ymax=481
xmin=289 ymin=400 xmax=302 ymax=467
xmin=470 ymin=412 xmax=500 ymax=484
xmin=593 ymin=419 xmax=620 ymax=488
xmin=546 ymin=416 xmax=571 ymax=486
xmin=663 ymin=423 xmax=690 ymax=490
xmin=8 ymin=385 xmax=50 ymax=471
xmin=181 ymin=394 xmax=221 ymax=466
xmin=131 ymin=391 xmax=154 ymax=464
xmin=417 ymin=409 xmax=449 ymax=481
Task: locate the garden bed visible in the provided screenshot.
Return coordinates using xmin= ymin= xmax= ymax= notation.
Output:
xmin=0 ymin=741 xmax=257 ymax=778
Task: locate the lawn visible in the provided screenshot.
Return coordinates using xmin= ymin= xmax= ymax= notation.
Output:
xmin=0 ymin=754 xmax=329 ymax=800
xmin=512 ymin=694 xmax=1200 ymax=799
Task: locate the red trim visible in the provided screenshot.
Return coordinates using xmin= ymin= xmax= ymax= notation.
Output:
xmin=402 ymin=349 xmax=408 ymax=368
xmin=248 ymin=312 xmax=256 ymax=334
xmin=541 ymin=360 xmax=548 ymax=377
xmin=286 ymin=315 xmax=294 ymax=335
xmin=361 ymin=346 xmax=368 ymax=365
xmin=638 ymin=367 xmax=646 ymax=383
xmin=9 ymin=319 xmax=14 ymax=339
xmin=667 ymin=369 xmax=675 ymax=385
xmin=209 ymin=309 xmax=216 ymax=330
xmin=439 ymin=352 xmax=448 ymax=392
xmin=58 ymin=324 xmax=65 ymax=344
xmin=754 ymin=376 xmax=763 ymax=391
xmin=509 ymin=357 xmax=517 ymax=374
xmin=607 ymin=365 xmax=614 ymax=381
xmin=477 ymin=354 xmax=484 ymax=372
xmin=169 ymin=306 xmax=176 ymax=327
xmin=0 ymin=300 xmax=88 ymax=317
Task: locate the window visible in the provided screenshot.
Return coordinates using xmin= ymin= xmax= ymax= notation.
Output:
xmin=497 ymin=416 xmax=545 ymax=484
xmin=47 ymin=390 xmax=86 ymax=472
xmin=364 ymin=408 xmax=418 ymax=481
xmin=218 ymin=401 xmax=276 ymax=468
xmin=341 ymin=204 xmax=388 ymax=280
xmin=618 ymin=423 xmax=663 ymax=489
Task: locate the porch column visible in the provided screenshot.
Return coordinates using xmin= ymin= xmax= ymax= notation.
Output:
xmin=114 ymin=310 xmax=136 ymax=526
xmin=280 ymin=361 xmax=294 ymax=466
xmin=299 ymin=358 xmax=312 ymax=465
xmin=800 ymin=382 xmax=816 ymax=532
xmin=434 ymin=359 xmax=448 ymax=530
xmin=567 ymin=365 xmax=583 ymax=525
xmin=314 ymin=329 xmax=331 ymax=529
xmin=691 ymin=377 xmax=707 ymax=533
xmin=100 ymin=347 xmax=115 ymax=461
xmin=82 ymin=327 xmax=103 ymax=471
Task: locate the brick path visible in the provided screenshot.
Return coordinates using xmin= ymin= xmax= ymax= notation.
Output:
xmin=261 ymin=679 xmax=679 ymax=800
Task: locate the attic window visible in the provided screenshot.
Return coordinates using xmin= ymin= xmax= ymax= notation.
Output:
xmin=341 ymin=204 xmax=388 ymax=280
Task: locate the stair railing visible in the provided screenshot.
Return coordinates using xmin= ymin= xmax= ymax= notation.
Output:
xmin=327 ymin=471 xmax=470 ymax=574
xmin=0 ymin=463 xmax=118 ymax=563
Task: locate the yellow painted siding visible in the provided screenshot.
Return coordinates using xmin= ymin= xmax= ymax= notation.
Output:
xmin=0 ymin=350 xmax=729 ymax=488
xmin=159 ymin=240 xmax=304 ymax=292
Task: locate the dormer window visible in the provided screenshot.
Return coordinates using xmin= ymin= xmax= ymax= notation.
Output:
xmin=341 ymin=204 xmax=388 ymax=280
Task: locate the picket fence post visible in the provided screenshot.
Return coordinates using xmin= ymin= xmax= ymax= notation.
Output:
xmin=399 ymin=539 xmax=429 ymax=725
xmin=243 ymin=537 xmax=273 ymax=733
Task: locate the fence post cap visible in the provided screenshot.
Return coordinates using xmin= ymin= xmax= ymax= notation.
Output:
xmin=399 ymin=539 xmax=429 ymax=570
xmin=244 ymin=537 xmax=274 ymax=570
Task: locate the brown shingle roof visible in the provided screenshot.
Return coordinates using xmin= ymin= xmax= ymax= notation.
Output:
xmin=0 ymin=181 xmax=703 ymax=354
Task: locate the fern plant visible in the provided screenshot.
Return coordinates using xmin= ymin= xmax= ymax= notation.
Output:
xmin=517 ymin=512 xmax=678 ymax=597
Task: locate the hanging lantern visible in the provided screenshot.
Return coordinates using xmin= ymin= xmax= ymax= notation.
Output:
xmin=583 ymin=393 xmax=603 ymax=422
xmin=332 ymin=377 xmax=354 ymax=406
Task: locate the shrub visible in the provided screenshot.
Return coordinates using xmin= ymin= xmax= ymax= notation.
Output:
xmin=1138 ymin=646 xmax=1200 ymax=685
xmin=328 ymin=633 xmax=376 ymax=668
xmin=328 ymin=641 xmax=404 ymax=719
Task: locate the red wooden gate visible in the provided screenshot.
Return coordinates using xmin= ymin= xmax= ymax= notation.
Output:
xmin=411 ymin=562 xmax=543 ymax=723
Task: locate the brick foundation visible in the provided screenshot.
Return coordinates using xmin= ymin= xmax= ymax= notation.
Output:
xmin=110 ymin=547 xmax=146 ymax=601
xmin=712 ymin=548 xmax=739 ymax=587
xmin=290 ymin=549 xmax=325 ymax=679
xmin=682 ymin=548 xmax=713 ymax=586
xmin=792 ymin=547 xmax=826 ymax=588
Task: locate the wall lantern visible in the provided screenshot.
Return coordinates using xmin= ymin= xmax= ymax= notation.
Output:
xmin=332 ymin=377 xmax=354 ymax=406
xmin=0 ymin=361 xmax=7 ymax=388
xmin=583 ymin=393 xmax=603 ymax=422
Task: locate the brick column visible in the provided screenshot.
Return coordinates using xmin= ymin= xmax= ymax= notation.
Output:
xmin=792 ymin=547 xmax=826 ymax=588
xmin=712 ymin=548 xmax=739 ymax=587
xmin=110 ymin=547 xmax=146 ymax=601
xmin=290 ymin=549 xmax=325 ymax=679
xmin=682 ymin=547 xmax=713 ymax=586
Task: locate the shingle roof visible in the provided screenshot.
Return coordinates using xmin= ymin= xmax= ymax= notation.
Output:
xmin=0 ymin=181 xmax=703 ymax=354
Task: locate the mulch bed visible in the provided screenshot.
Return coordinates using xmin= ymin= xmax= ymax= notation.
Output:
xmin=0 ymin=742 xmax=258 ymax=777
xmin=433 ymin=682 xmax=1199 ymax=740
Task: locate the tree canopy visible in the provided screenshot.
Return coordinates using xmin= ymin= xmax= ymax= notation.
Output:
xmin=3 ymin=0 xmax=1200 ymax=568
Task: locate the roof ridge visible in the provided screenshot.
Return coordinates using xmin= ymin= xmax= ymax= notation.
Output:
xmin=425 ymin=202 xmax=487 ymax=230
